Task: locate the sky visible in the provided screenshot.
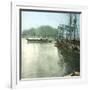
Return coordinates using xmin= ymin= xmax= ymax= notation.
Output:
xmin=21 ymin=10 xmax=80 ymax=31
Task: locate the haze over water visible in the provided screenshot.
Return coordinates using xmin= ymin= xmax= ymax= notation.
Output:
xmin=21 ymin=38 xmax=66 ymax=79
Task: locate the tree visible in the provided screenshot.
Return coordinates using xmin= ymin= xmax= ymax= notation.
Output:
xmin=68 ymin=14 xmax=73 ymax=40
xmin=57 ymin=24 xmax=65 ymax=41
xmin=22 ymin=25 xmax=57 ymax=39
xmin=73 ymin=14 xmax=77 ymax=40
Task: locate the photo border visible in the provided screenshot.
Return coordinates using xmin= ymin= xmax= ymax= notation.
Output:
xmin=11 ymin=1 xmax=88 ymax=88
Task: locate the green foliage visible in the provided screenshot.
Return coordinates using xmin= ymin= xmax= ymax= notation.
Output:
xmin=22 ymin=25 xmax=58 ymax=39
xmin=22 ymin=28 xmax=36 ymax=38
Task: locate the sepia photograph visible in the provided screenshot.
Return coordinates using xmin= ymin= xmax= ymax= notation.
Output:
xmin=20 ymin=9 xmax=81 ymax=79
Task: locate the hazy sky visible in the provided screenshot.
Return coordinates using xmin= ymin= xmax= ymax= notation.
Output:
xmin=21 ymin=11 xmax=80 ymax=31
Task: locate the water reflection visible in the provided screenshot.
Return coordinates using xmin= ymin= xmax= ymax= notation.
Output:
xmin=21 ymin=38 xmax=80 ymax=79
xmin=21 ymin=38 xmax=66 ymax=79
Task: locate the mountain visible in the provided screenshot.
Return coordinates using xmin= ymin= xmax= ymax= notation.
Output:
xmin=22 ymin=25 xmax=58 ymax=39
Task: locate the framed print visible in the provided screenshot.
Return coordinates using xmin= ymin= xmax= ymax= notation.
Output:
xmin=11 ymin=1 xmax=87 ymax=88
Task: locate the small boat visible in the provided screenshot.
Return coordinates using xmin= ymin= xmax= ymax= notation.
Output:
xmin=26 ymin=38 xmax=52 ymax=43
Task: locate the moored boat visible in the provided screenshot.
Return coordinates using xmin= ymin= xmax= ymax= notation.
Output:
xmin=26 ymin=38 xmax=52 ymax=43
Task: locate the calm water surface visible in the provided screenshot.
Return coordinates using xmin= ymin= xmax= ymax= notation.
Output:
xmin=21 ymin=38 xmax=79 ymax=79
